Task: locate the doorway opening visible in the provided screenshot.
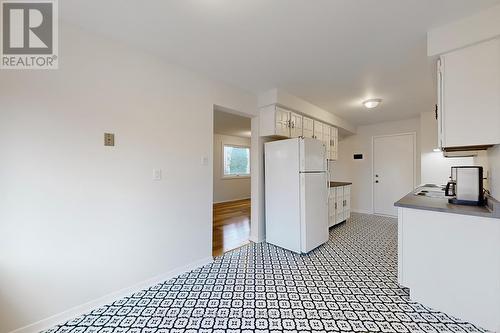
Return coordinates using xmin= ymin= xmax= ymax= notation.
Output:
xmin=212 ymin=107 xmax=252 ymax=256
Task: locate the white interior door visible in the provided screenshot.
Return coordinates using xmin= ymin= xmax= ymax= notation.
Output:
xmin=373 ymin=134 xmax=415 ymax=216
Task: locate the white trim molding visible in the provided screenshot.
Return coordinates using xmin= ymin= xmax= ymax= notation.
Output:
xmin=8 ymin=257 xmax=214 ymax=333
xmin=213 ymin=197 xmax=251 ymax=204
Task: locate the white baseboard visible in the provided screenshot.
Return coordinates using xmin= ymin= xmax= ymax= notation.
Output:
xmin=249 ymin=235 xmax=263 ymax=243
xmin=213 ymin=197 xmax=250 ymax=204
xmin=373 ymin=213 xmax=398 ymax=219
xmin=9 ymin=256 xmax=213 ymax=333
xmin=351 ymin=209 xmax=373 ymax=215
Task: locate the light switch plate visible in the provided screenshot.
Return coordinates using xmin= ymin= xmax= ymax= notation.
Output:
xmin=104 ymin=133 xmax=115 ymax=146
xmin=153 ymin=169 xmax=162 ymax=181
xmin=201 ymin=156 xmax=209 ymax=166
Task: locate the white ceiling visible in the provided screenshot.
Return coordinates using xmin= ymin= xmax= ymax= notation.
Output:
xmin=61 ymin=0 xmax=500 ymax=126
xmin=214 ymin=109 xmax=251 ymax=138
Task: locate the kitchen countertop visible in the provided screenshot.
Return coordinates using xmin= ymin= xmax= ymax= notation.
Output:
xmin=395 ymin=187 xmax=500 ymax=219
xmin=329 ymin=181 xmax=352 ymax=188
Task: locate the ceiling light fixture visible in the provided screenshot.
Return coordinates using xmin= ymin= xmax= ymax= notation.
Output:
xmin=362 ymin=98 xmax=382 ymax=109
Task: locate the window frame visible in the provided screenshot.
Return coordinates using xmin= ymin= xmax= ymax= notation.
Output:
xmin=221 ymin=143 xmax=251 ymax=179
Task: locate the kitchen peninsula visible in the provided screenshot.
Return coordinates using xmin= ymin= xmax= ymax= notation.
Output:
xmin=395 ymin=188 xmax=500 ymax=332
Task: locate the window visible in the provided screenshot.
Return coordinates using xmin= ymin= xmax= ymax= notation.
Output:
xmin=223 ymin=144 xmax=250 ymax=178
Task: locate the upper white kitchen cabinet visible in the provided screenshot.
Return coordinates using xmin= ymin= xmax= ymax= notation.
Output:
xmin=312 ymin=120 xmax=324 ymax=140
xmin=322 ymin=124 xmax=332 ymax=158
xmin=330 ymin=126 xmax=339 ymax=160
xmin=438 ymin=38 xmax=500 ymax=148
xmin=259 ymin=105 xmax=339 ymax=160
xmin=260 ymin=105 xmax=302 ymax=138
xmin=289 ymin=112 xmax=303 ymax=138
xmin=320 ymin=123 xmax=339 ymax=160
xmin=302 ymin=116 xmax=314 ymax=139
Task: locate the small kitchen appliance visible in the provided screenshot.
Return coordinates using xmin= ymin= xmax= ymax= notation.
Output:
xmin=445 ymin=166 xmax=484 ymax=206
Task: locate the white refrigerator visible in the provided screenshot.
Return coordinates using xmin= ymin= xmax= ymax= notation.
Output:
xmin=264 ymin=137 xmax=329 ymax=253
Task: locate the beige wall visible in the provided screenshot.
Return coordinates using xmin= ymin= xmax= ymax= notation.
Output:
xmin=420 ymin=111 xmax=473 ymax=184
xmin=0 ymin=23 xmax=257 ymax=333
xmin=487 ymin=145 xmax=500 ymax=200
xmin=331 ymin=117 xmax=421 ymax=214
xmin=331 ymin=112 xmax=492 ymax=213
xmin=213 ymin=134 xmax=251 ymax=203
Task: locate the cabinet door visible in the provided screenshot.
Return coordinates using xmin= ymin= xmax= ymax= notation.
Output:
xmin=289 ymin=112 xmax=303 ymax=138
xmin=302 ymin=116 xmax=314 ymax=138
xmin=330 ymin=127 xmax=338 ymax=160
xmin=437 ymin=60 xmax=444 ymax=149
xmin=323 ymin=124 xmax=331 ymax=159
xmin=328 ymin=188 xmax=336 ymax=227
xmin=343 ymin=185 xmax=351 ymax=220
xmin=336 ymin=187 xmax=344 ymax=224
xmin=440 ymin=39 xmax=500 ymax=147
xmin=313 ymin=121 xmax=324 ymax=140
xmin=275 ymin=107 xmax=290 ymax=137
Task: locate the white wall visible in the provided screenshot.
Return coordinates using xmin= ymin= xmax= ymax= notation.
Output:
xmin=213 ymin=134 xmax=251 ymax=203
xmin=331 ymin=118 xmax=421 ymax=214
xmin=420 ymin=111 xmax=473 ymax=184
xmin=487 ymin=145 xmax=500 ymax=200
xmin=0 ymin=23 xmax=257 ymax=333
xmin=428 ymin=3 xmax=500 ymax=56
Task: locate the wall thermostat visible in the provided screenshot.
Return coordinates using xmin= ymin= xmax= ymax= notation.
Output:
xmin=353 ymin=154 xmax=363 ymax=160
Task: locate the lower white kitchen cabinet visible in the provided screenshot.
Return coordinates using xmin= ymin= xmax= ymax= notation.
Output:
xmin=329 ymin=184 xmax=351 ymax=227
xmin=397 ymin=206 xmax=500 ymax=332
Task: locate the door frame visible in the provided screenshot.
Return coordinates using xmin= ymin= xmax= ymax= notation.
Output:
xmin=212 ymin=105 xmax=254 ymax=256
xmin=371 ymin=132 xmax=416 ymax=216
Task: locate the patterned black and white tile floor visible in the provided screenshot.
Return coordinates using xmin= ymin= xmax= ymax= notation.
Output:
xmin=44 ymin=213 xmax=489 ymax=333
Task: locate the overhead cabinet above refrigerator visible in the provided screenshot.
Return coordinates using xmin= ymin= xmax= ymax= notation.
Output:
xmin=259 ymin=105 xmax=339 ymax=160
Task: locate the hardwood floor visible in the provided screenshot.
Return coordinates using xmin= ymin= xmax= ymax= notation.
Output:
xmin=212 ymin=199 xmax=250 ymax=257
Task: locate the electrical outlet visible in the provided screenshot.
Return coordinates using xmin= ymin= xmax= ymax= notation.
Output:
xmin=104 ymin=133 xmax=115 ymax=146
xmin=153 ymin=169 xmax=162 ymax=181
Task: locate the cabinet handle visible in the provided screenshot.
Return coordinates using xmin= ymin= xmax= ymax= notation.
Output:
xmin=335 ymin=203 xmax=337 ymax=209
